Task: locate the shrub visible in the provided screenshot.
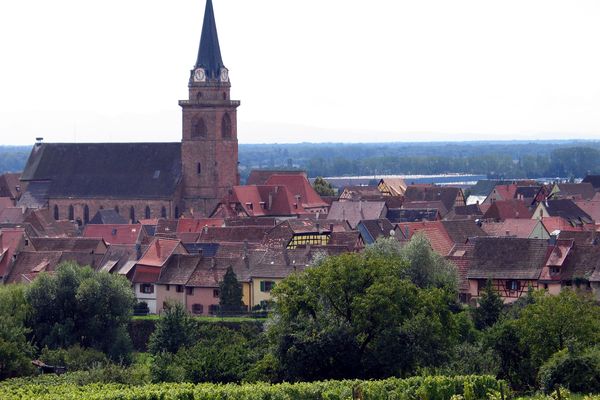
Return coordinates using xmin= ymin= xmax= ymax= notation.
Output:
xmin=538 ymin=347 xmax=600 ymax=394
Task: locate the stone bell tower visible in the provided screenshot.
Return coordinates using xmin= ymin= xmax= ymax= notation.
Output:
xmin=180 ymin=0 xmax=240 ymax=216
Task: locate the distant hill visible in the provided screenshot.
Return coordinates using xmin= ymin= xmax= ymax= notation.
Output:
xmin=0 ymin=146 xmax=31 ymax=173
xmin=4 ymin=141 xmax=600 ymax=180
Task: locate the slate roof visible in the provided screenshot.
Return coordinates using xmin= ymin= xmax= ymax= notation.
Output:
xmin=0 ymin=208 xmax=25 ymax=224
xmin=89 ymin=209 xmax=127 ymax=225
xmin=540 ymin=199 xmax=593 ymax=226
xmin=387 ymin=208 xmax=440 ymax=223
xmin=444 ymin=204 xmax=483 ymax=221
xmin=194 ymin=0 xmax=224 ymax=81
xmin=402 ymin=200 xmax=448 ymax=216
xmin=403 ymin=185 xmax=462 ymax=213
xmin=556 ymin=230 xmax=600 ymax=246
xmin=582 ymin=175 xmax=600 ymax=190
xmin=20 ymin=143 xmax=182 ymax=199
xmin=16 ymin=181 xmax=49 ymax=208
xmin=467 ymin=237 xmax=549 ymax=280
xmin=356 ymin=219 xmax=395 ymax=244
xmin=183 ymin=243 xmax=219 ymax=257
xmin=441 ymin=220 xmax=487 ymax=244
xmin=327 ymin=201 xmax=387 ymax=229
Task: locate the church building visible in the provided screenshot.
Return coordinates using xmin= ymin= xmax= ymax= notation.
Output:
xmin=18 ymin=0 xmax=239 ymax=223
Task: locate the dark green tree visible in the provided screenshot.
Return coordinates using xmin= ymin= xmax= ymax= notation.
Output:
xmin=312 ymin=176 xmax=335 ymax=196
xmin=219 ymin=266 xmax=245 ymax=314
xmin=0 ymin=285 xmax=35 ymax=379
xmin=473 ymin=280 xmax=504 ymax=330
xmin=148 ymin=301 xmax=196 ymax=355
xmin=25 ymin=263 xmax=135 ymax=361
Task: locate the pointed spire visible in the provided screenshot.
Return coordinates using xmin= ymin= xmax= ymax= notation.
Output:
xmin=195 ymin=0 xmax=225 ymax=80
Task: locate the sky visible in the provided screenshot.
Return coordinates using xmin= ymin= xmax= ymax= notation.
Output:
xmin=1 ymin=0 xmax=600 ymax=145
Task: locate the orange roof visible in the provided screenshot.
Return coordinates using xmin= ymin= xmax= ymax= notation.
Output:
xmin=83 ymin=224 xmax=143 ymax=245
xmin=137 ymin=238 xmax=186 ymax=267
xmin=176 ymin=218 xmax=224 ymax=233
xmin=396 ymin=221 xmax=454 ymax=256
xmin=540 ymin=217 xmax=585 ymax=234
xmin=229 ymin=185 xmax=311 ymax=216
xmin=482 ymin=219 xmax=541 ymax=238
xmin=265 ymin=174 xmax=328 ymax=209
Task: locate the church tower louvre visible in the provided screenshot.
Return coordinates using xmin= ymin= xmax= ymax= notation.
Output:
xmin=180 ymin=0 xmax=240 ymax=216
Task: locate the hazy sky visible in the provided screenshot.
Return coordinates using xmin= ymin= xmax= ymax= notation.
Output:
xmin=1 ymin=0 xmax=600 ymax=145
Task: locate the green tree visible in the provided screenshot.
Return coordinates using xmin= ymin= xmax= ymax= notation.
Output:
xmin=148 ymin=302 xmax=196 ymax=355
xmin=0 ymin=285 xmax=35 ymax=379
xmin=473 ymin=280 xmax=504 ymax=330
xmin=26 ymin=263 xmax=135 ymax=361
xmin=312 ymin=176 xmax=335 ymax=196
xmin=219 ymin=266 xmax=245 ymax=314
xmin=518 ymin=289 xmax=600 ymax=366
xmin=267 ymin=245 xmax=461 ymax=381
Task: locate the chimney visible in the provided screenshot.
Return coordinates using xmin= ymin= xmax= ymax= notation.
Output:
xmin=283 ymin=246 xmax=290 ymax=266
xmin=155 ymin=240 xmax=161 ymax=259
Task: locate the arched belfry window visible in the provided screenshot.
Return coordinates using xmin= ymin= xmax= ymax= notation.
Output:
xmin=197 ymin=162 xmax=202 ymax=175
xmin=145 ymin=206 xmax=151 ymax=219
xmin=114 ymin=205 xmax=119 ymax=215
xmin=53 ymin=205 xmax=59 ymax=220
xmin=221 ymin=113 xmax=232 ymax=139
xmin=83 ymin=205 xmax=90 ymax=224
xmin=175 ymin=206 xmax=180 ymax=219
xmin=161 ymin=206 xmax=167 ymax=218
xmin=130 ymin=206 xmax=136 ymax=223
xmin=191 ymin=117 xmax=207 ymax=139
xmin=68 ymin=205 xmax=74 ymax=221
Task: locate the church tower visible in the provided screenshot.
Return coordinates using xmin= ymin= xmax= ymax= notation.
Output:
xmin=180 ymin=0 xmax=240 ymax=216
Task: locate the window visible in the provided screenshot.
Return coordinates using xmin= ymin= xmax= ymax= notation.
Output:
xmin=213 ymin=289 xmax=220 ymax=298
xmin=186 ymin=287 xmax=194 ymax=295
xmin=197 ymin=162 xmax=201 ymax=175
xmin=83 ymin=205 xmax=90 ymax=224
xmin=166 ymin=284 xmax=170 ymax=291
xmin=130 ymin=206 xmax=135 ymax=223
xmin=140 ymin=284 xmax=154 ymax=294
xmin=192 ymin=304 xmax=203 ymax=314
xmin=176 ymin=285 xmax=184 ymax=293
xmin=69 ymin=205 xmax=74 ymax=220
xmin=260 ymin=280 xmax=275 ymax=292
xmin=114 ymin=205 xmax=119 ymax=214
xmin=506 ymin=280 xmax=520 ymax=291
xmin=221 ymin=113 xmax=232 ymax=139
xmin=191 ymin=118 xmax=207 ymax=139
xmin=145 ymin=206 xmax=151 ymax=219
xmin=550 ymin=267 xmax=560 ymax=275
xmin=53 ymin=205 xmax=59 ymax=220
xmin=161 ymin=206 xmax=167 ymax=218
xmin=175 ymin=206 xmax=180 ymax=219
xmin=209 ymin=304 xmax=219 ymax=315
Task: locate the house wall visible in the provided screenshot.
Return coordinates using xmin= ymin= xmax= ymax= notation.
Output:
xmin=531 ymin=204 xmax=547 ymax=220
xmin=135 ymin=283 xmax=157 ymax=314
xmin=250 ymin=278 xmax=282 ymax=307
xmin=184 ymin=287 xmax=221 ymax=315
xmin=468 ymin=278 xmax=539 ymax=304
xmin=50 ymin=198 xmax=178 ymax=224
xmin=530 ymin=222 xmax=550 ymax=239
xmin=155 ymin=284 xmax=186 ymax=314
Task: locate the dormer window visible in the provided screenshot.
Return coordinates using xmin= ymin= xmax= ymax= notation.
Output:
xmin=259 ymin=201 xmax=266 ymax=209
xmin=245 ymin=202 xmax=253 ymax=210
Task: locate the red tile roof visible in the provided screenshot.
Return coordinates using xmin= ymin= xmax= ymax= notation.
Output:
xmin=482 ymin=219 xmax=543 ymax=238
xmin=396 ymin=221 xmax=454 ymax=256
xmin=482 ymin=200 xmax=533 ymax=220
xmin=265 ymin=174 xmax=328 ymax=210
xmin=246 ymin=170 xmax=307 ymax=186
xmin=176 ymin=218 xmax=224 ymax=233
xmin=132 ymin=265 xmax=161 ymax=284
xmin=137 ymin=238 xmax=187 ymax=267
xmin=83 ymin=224 xmax=145 ymax=245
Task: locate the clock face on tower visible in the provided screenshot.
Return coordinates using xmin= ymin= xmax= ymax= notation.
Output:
xmin=193 ymin=68 xmax=206 ymax=82
xmin=220 ymin=68 xmax=229 ymax=82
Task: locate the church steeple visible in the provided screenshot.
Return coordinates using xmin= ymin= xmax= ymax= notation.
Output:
xmin=180 ymin=0 xmax=240 ymax=216
xmin=192 ymin=0 xmax=227 ymax=83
